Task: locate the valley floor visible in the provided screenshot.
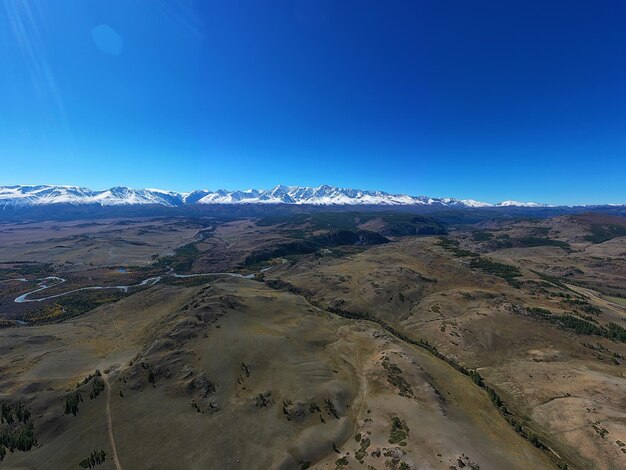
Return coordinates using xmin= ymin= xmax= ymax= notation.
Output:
xmin=1 ymin=212 xmax=625 ymax=469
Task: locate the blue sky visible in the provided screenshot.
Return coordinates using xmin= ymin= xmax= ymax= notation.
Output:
xmin=1 ymin=0 xmax=625 ymax=205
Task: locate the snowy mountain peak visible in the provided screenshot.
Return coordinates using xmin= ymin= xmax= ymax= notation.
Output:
xmin=0 ymin=184 xmax=549 ymax=208
xmin=496 ymin=200 xmax=544 ymax=208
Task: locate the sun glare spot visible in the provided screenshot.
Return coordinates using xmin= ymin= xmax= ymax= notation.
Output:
xmin=91 ymin=24 xmax=123 ymax=56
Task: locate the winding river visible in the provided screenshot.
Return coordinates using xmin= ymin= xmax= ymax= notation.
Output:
xmin=10 ymin=270 xmax=260 ymax=304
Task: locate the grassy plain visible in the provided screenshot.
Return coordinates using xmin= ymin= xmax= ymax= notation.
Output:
xmin=0 ymin=212 xmax=624 ymax=469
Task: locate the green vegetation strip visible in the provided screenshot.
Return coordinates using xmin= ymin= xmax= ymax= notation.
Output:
xmin=155 ymin=242 xmax=200 ymax=272
xmin=24 ymin=290 xmax=128 ymax=325
xmin=491 ymin=237 xmax=571 ymax=250
xmin=513 ymin=237 xmax=571 ymax=250
xmin=584 ymin=223 xmax=626 ymax=244
xmin=0 ymin=262 xmax=53 ymax=280
xmin=257 ymin=211 xmax=447 ymax=236
xmin=472 ymin=231 xmax=494 ymax=241
xmin=437 ymin=237 xmax=522 ymax=287
xmin=436 ymin=237 xmax=478 ymax=258
xmin=245 ymin=230 xmax=389 ymax=266
xmin=530 ymin=271 xmax=585 ymax=297
xmin=525 ymin=307 xmax=626 ymax=342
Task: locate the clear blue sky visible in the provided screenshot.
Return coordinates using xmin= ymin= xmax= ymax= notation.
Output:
xmin=1 ymin=1 xmax=625 ymax=205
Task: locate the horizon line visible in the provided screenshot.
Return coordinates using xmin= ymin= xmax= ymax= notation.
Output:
xmin=0 ymin=183 xmax=624 ymax=208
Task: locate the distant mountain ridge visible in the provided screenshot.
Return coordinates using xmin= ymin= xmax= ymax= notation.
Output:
xmin=0 ymin=184 xmax=560 ymax=208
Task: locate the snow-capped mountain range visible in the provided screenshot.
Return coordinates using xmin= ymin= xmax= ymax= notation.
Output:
xmin=0 ymin=184 xmax=547 ymax=208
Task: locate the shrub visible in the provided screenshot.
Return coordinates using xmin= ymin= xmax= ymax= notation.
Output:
xmin=65 ymin=391 xmax=82 ymax=416
xmin=79 ymin=449 xmax=107 ymax=468
xmin=388 ymin=416 xmax=409 ymax=444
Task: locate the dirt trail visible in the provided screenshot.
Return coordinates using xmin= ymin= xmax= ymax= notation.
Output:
xmin=566 ymin=283 xmax=626 ymax=319
xmin=103 ymin=373 xmax=122 ymax=470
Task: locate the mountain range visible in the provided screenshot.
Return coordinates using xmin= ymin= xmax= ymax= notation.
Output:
xmin=0 ymin=184 xmax=553 ymax=208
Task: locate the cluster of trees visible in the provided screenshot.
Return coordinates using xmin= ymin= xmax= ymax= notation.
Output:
xmin=163 ymin=276 xmax=212 ymax=288
xmin=154 ymin=242 xmax=200 ymax=272
xmin=468 ymin=257 xmax=522 ymax=288
xmin=66 ymin=369 xmax=106 ymax=414
xmin=89 ymin=377 xmax=105 ymax=400
xmin=472 ymin=231 xmax=494 ymax=241
xmin=65 ymin=391 xmax=83 ymax=416
xmin=606 ymin=322 xmax=626 ymax=342
xmin=1 ymin=403 xmax=29 ymax=425
xmin=528 ymin=307 xmax=603 ymax=335
xmin=533 ymin=271 xmax=573 ymax=291
xmin=78 ymin=369 xmax=101 ymax=387
xmin=491 ymin=236 xmax=571 ymax=250
xmin=563 ymin=298 xmax=602 ymax=315
xmin=467 ymin=226 xmax=572 ymax=251
xmin=515 ymin=236 xmax=571 ymax=250
xmin=436 ymin=237 xmax=477 ymax=258
xmin=254 ymin=392 xmax=274 ymax=408
xmin=28 ymin=290 xmax=126 ymax=324
xmin=0 ymin=423 xmax=36 ymax=458
xmin=1 ymin=402 xmax=30 ymax=425
xmin=354 ymin=434 xmax=371 ymax=461
xmin=0 ymin=262 xmax=52 ymax=279
xmin=323 ymin=399 xmax=339 ymax=420
xmin=0 ymin=401 xmax=36 ymax=460
xmin=79 ymin=449 xmax=106 ymax=468
xmin=54 ymin=291 xmax=126 ymax=322
xmin=388 ymin=416 xmax=409 ymax=444
xmin=585 ymin=223 xmax=626 ymax=243
xmin=382 ymin=357 xmax=414 ymax=398
xmin=526 ymin=307 xmax=626 ymax=342
xmin=436 ymin=237 xmax=523 ymax=287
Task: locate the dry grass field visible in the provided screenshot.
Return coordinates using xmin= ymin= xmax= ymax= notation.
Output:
xmin=1 ymin=212 xmax=624 ymax=469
